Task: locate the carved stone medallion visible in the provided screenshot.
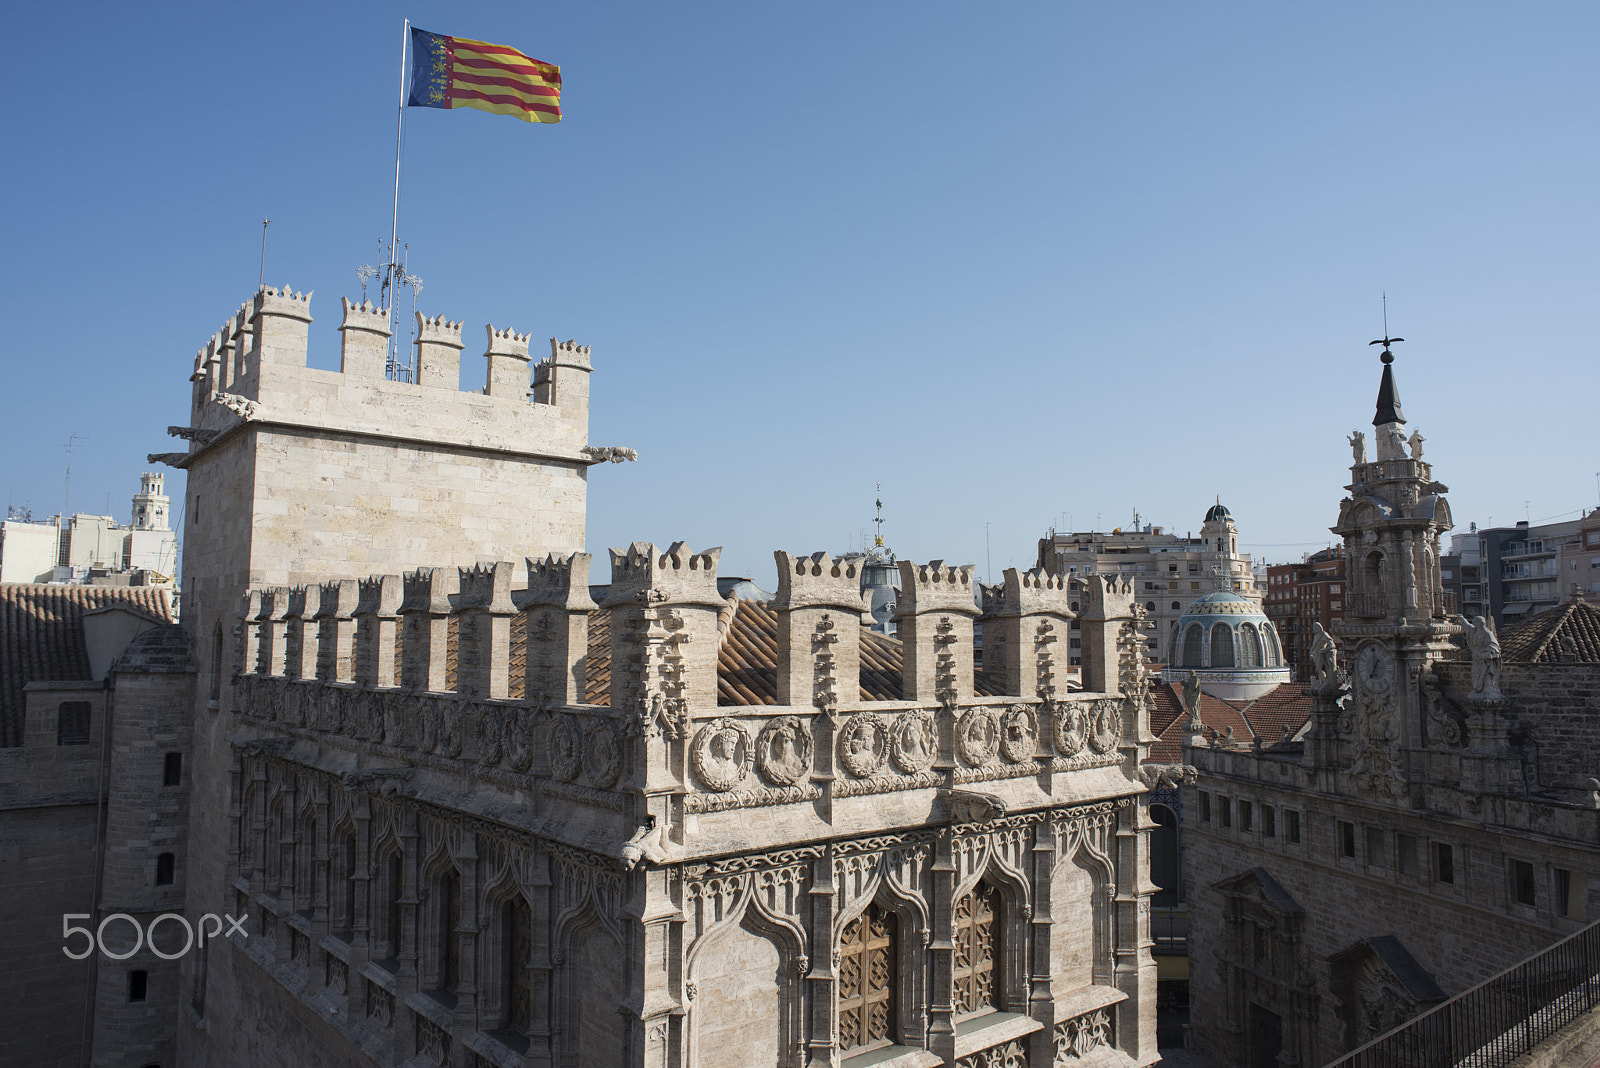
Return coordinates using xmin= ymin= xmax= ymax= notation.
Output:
xmin=585 ymin=721 xmax=622 ymax=789
xmin=1086 ymin=699 xmax=1120 ymax=754
xmin=838 ymin=713 xmax=888 ymax=778
xmin=1054 ymin=702 xmax=1087 ymax=756
xmin=692 ymin=718 xmax=753 ymax=792
xmin=999 ymin=704 xmax=1037 ymax=763
xmin=957 ymin=707 xmax=1000 ymax=766
xmin=550 ymin=713 xmax=582 ymax=782
xmin=890 ymin=709 xmax=938 ymax=774
xmin=755 ymin=715 xmax=813 ymax=786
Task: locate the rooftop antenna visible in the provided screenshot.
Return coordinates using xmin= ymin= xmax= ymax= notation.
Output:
xmin=985 ymin=522 xmax=992 ymax=586
xmin=60 ymin=433 xmax=86 ymax=518
xmin=873 ymin=484 xmax=885 ymax=548
xmin=258 ymin=218 xmax=270 ymax=289
xmin=357 ymin=262 xmax=379 ymax=303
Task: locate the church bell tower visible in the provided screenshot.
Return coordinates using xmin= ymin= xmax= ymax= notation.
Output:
xmin=1327 ymin=338 xmax=1458 ymax=797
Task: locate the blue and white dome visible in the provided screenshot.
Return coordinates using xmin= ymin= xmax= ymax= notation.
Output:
xmin=1161 ymin=588 xmax=1289 ymax=700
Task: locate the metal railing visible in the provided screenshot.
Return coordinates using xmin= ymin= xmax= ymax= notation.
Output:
xmin=1326 ymin=920 xmax=1600 ymax=1068
xmin=1351 ymin=592 xmax=1388 ymax=619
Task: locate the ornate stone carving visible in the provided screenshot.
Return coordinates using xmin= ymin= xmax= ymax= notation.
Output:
xmin=1053 ymin=702 xmax=1087 ymax=756
xmin=1310 ymin=622 xmax=1339 ymax=689
xmin=1086 ymin=699 xmax=1120 ymax=754
xmin=755 ymin=715 xmax=813 ymax=786
xmin=1054 ymin=1008 xmax=1112 ymax=1061
xmin=550 ymin=714 xmax=582 ymax=783
xmin=959 ymin=1039 xmax=1028 ymax=1068
xmin=838 ymin=713 xmax=888 ymax=778
xmin=890 ymin=709 xmax=938 ymax=774
xmin=585 ymin=721 xmax=622 ymax=789
xmin=957 ymin=706 xmax=1000 ymax=766
xmin=1348 ymin=430 xmax=1367 ymax=464
xmin=999 ymin=704 xmax=1037 ymax=763
xmin=692 ymin=718 xmax=753 ymax=792
xmin=211 ymin=390 xmax=260 ymax=419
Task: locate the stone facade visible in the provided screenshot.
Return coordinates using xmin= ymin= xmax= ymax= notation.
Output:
xmin=30 ymin=281 xmax=1163 ymax=1068
xmin=1183 ymin=347 xmax=1600 ymax=1068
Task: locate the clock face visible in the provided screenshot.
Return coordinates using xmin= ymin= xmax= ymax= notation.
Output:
xmin=1356 ymin=643 xmax=1392 ymax=693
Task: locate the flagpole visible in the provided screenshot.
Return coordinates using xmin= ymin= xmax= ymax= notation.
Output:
xmin=386 ymin=17 xmax=409 ymax=378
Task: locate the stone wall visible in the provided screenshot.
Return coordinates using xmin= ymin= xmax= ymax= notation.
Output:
xmin=1184 ymin=747 xmax=1600 ymax=1067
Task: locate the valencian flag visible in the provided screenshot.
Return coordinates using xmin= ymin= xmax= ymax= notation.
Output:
xmin=407 ymin=28 xmax=561 ymax=124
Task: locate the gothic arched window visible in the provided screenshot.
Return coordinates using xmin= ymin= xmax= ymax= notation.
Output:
xmin=436 ymin=868 xmax=461 ymax=992
xmin=504 ymin=895 xmax=532 ymax=1032
xmin=838 ymin=903 xmax=897 ymax=1052
xmin=1210 ymin=624 xmax=1235 ymax=668
xmin=1240 ymin=624 xmax=1262 ymax=668
xmin=953 ymin=881 xmax=1002 ymax=1015
xmin=1262 ymin=623 xmax=1282 ymax=666
xmin=1181 ymin=624 xmax=1204 ymax=668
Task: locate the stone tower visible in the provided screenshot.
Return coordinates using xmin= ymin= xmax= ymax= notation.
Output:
xmin=147 ymin=282 xmax=631 ymax=1068
xmin=1326 ymin=342 xmax=1457 ymax=795
xmin=131 ymin=471 xmax=170 ymax=530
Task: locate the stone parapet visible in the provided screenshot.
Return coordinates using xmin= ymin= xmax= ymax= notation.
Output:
xmin=773 ymin=551 xmax=868 ymax=709
xmin=338 ymin=297 xmax=391 ymax=378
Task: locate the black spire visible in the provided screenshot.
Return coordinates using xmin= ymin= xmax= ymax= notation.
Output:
xmin=1368 ymin=337 xmax=1405 ymax=426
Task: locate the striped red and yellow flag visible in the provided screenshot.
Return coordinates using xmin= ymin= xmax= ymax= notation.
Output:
xmin=407 ymin=28 xmax=561 ymax=124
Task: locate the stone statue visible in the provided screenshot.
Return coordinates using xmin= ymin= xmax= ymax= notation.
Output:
xmin=1455 ymin=615 xmax=1503 ymax=698
xmin=1182 ymin=670 xmax=1204 ymax=731
xmin=1310 ymin=622 xmax=1338 ymax=687
xmin=1407 ymin=429 xmax=1425 ymax=460
xmin=1348 ymin=431 xmax=1367 ymax=464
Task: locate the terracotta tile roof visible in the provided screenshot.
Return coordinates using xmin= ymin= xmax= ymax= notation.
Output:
xmin=1499 ymin=598 xmax=1600 ymax=664
xmin=1237 ymin=683 xmax=1314 ymax=747
xmin=1146 ymin=681 xmax=1247 ymax=763
xmin=0 ymin=583 xmax=175 ymax=747
xmin=572 ymin=599 xmax=1009 ymax=708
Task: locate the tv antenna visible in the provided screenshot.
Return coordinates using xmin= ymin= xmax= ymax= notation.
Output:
xmin=61 ymin=433 xmax=86 ymax=517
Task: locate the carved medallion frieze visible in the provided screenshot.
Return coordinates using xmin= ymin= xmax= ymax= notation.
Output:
xmin=890 ymin=710 xmax=938 ymax=774
xmin=957 ymin=707 xmax=1000 ymax=766
xmin=1053 ymin=702 xmax=1087 ymax=756
xmin=550 ymin=713 xmax=583 ymax=782
xmin=585 ymin=721 xmax=622 ymax=789
xmin=1085 ymin=699 xmax=1120 ymax=754
xmin=838 ymin=713 xmax=888 ymax=778
xmin=692 ymin=718 xmax=753 ymax=792
xmin=1000 ymin=704 xmax=1037 ymax=763
xmin=755 ymin=715 xmax=813 ymax=786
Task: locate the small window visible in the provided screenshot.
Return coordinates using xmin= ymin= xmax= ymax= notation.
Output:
xmin=1513 ymin=860 xmax=1536 ymax=907
xmin=129 ymin=969 xmax=148 ymax=1002
xmin=1220 ymin=798 xmax=1232 ymax=829
xmin=1366 ymin=827 xmax=1385 ymax=867
xmin=1263 ymin=806 xmax=1276 ymax=839
xmin=1171 ymin=601 xmax=1181 ymax=610
xmin=1240 ymin=800 xmax=1253 ymax=832
xmin=155 ymin=852 xmax=175 ymax=886
xmin=1557 ymin=869 xmax=1577 ymax=918
xmin=57 ymin=701 xmax=92 ymax=746
xmin=1287 ymin=811 xmax=1301 ymax=844
xmin=1398 ymin=834 xmax=1418 ymax=875
xmin=163 ymin=752 xmax=183 ymax=787
xmin=1199 ymin=792 xmax=1211 ymax=823
xmin=1339 ymin=821 xmax=1356 ymax=859
xmin=1434 ymin=843 xmax=1455 ymax=884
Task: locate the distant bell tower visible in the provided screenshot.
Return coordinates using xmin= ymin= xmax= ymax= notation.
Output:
xmin=131 ymin=471 xmax=170 ymax=531
xmin=1328 ymin=336 xmax=1457 ymax=797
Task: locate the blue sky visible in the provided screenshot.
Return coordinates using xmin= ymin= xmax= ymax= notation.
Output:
xmin=2 ymin=2 xmax=1595 ymax=586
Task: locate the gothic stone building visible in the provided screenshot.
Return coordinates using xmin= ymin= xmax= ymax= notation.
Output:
xmin=1182 ymin=347 xmax=1600 ymax=1068
xmin=67 ymin=283 xmax=1163 ymax=1067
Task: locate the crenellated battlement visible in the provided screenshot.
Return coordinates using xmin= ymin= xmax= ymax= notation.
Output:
xmin=772 ymin=550 xmax=866 ymax=611
xmin=897 ymin=559 xmax=980 ymax=616
xmin=990 ymin=566 xmax=1072 ymax=617
xmin=524 ymin=552 xmax=598 ymax=608
xmin=606 ymin=541 xmax=724 ymax=607
xmin=455 ymin=560 xmax=516 ymax=614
